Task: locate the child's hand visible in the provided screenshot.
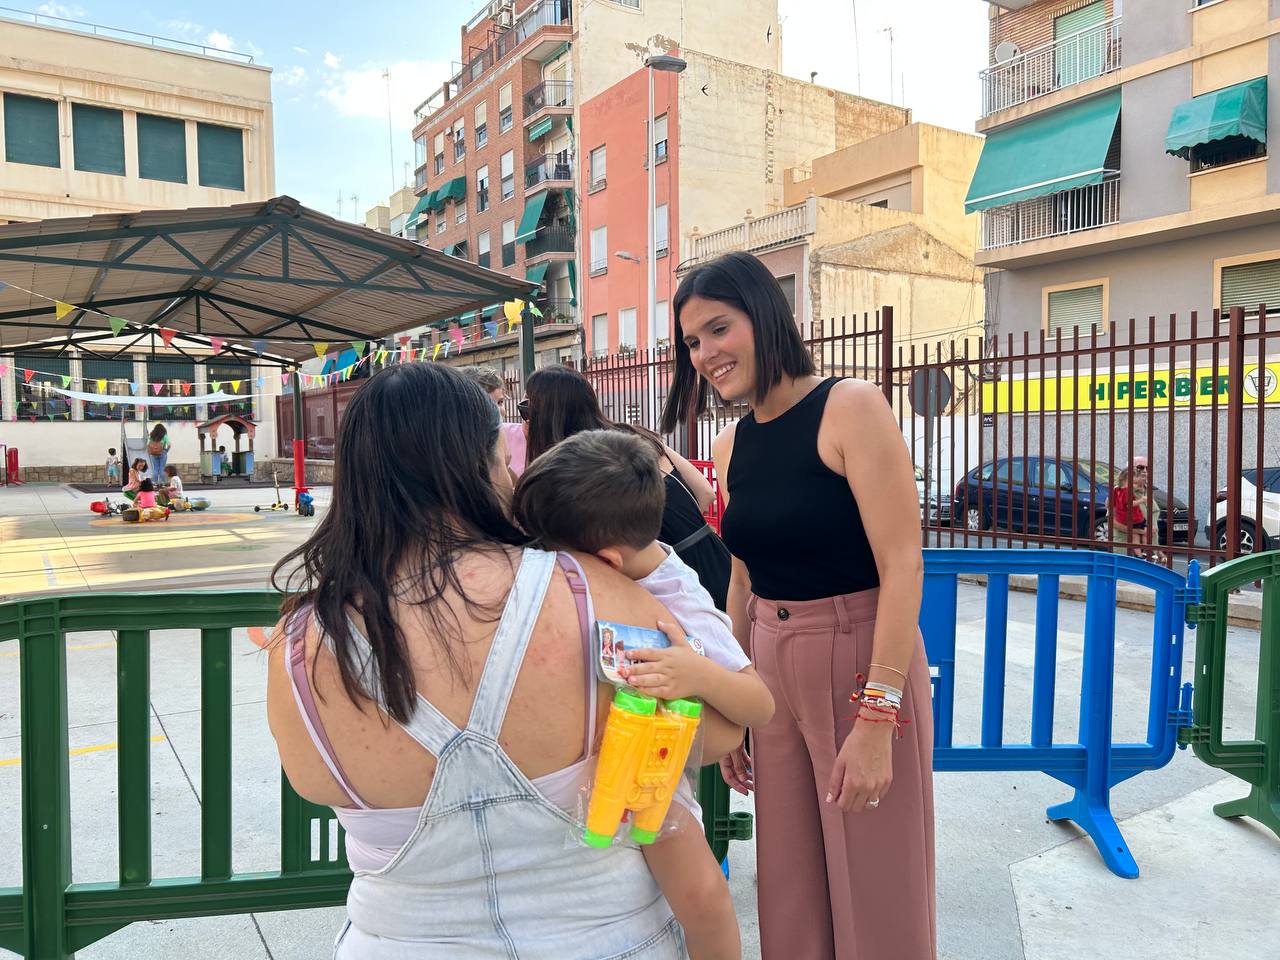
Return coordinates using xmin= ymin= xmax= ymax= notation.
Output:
xmin=618 ymin=620 xmax=709 ymax=701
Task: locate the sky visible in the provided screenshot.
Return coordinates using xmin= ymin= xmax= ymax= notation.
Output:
xmin=23 ymin=0 xmax=990 ymax=220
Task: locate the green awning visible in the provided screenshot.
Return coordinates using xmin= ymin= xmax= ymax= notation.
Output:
xmin=567 ymin=260 xmax=577 ymax=305
xmin=1165 ymin=77 xmax=1267 ymax=160
xmin=441 ymin=243 xmax=458 ymax=256
xmin=527 ymin=115 xmax=554 ymax=141
xmin=965 ymin=90 xmax=1121 ymax=213
xmin=405 ymin=193 xmax=433 ymax=228
xmin=423 ymin=188 xmax=442 ymax=211
xmin=438 ymin=176 xmax=467 ymax=203
xmin=516 ymin=191 xmax=550 ymax=242
xmin=525 ymin=262 xmax=549 ymax=285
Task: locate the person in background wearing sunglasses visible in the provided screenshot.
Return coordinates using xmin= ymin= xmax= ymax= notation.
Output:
xmin=458 ymin=366 xmax=529 ymax=479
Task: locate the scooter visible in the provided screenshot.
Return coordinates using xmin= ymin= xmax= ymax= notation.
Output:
xmin=255 ymin=468 xmax=290 ymax=513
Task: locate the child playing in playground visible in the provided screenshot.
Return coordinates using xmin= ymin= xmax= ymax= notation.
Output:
xmin=105 ymin=448 xmax=120 ymax=485
xmin=121 ymin=458 xmax=147 ymax=501
xmin=162 ymin=464 xmax=185 ymax=503
xmin=513 ymin=429 xmax=772 ymax=960
xmin=134 ymin=478 xmax=159 ymax=510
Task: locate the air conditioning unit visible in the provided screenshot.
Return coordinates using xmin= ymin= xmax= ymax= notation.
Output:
xmin=495 ymin=9 xmax=514 ymax=28
xmin=994 ymin=41 xmax=1023 ymax=64
xmin=490 ymin=1 xmax=513 ymax=25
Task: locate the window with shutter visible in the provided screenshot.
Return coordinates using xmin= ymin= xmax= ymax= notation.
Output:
xmin=4 ymin=93 xmax=60 ymax=167
xmin=1047 ymin=284 xmax=1104 ymax=336
xmin=72 ymin=104 xmax=126 ymax=175
xmin=197 ymin=123 xmax=244 ymax=190
xmin=591 ymin=314 xmax=608 ymax=356
xmin=619 ymin=307 xmax=637 ymax=349
xmin=137 ymin=113 xmax=187 ymax=183
xmin=1222 ymin=259 xmax=1280 ymax=317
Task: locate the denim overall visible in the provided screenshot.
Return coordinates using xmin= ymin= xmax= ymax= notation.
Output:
xmin=334 ymin=548 xmax=686 ymax=959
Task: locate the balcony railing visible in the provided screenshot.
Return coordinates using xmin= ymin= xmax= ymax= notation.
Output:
xmin=689 ymin=199 xmax=815 ymax=262
xmin=526 ymin=152 xmax=573 ymax=187
xmin=447 ymin=1 xmax=573 ymax=100
xmin=980 ymin=176 xmax=1120 ymax=251
xmin=525 ymin=224 xmax=575 ymax=259
xmin=524 ymin=80 xmax=573 ymax=117
xmin=533 ymin=298 xmax=577 ymax=326
xmin=980 ymin=17 xmax=1122 ymax=117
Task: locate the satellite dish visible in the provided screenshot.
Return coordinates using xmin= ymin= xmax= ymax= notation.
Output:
xmin=994 ymin=41 xmax=1023 ymax=64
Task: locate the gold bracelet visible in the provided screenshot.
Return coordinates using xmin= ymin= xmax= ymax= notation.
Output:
xmin=870 ymin=662 xmax=908 ymax=682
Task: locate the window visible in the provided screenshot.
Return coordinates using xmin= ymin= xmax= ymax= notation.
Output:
xmin=72 ymin=104 xmax=125 ymax=176
xmin=455 ymin=199 xmax=467 ymax=225
xmin=619 ymin=307 xmax=637 ymax=350
xmin=1221 ymin=258 xmax=1280 ymax=319
xmin=1037 ymin=460 xmax=1069 ymax=490
xmin=3 ymin=93 xmax=59 ymax=167
xmin=499 ymin=82 xmax=513 ymax=132
xmin=654 ymin=203 xmax=669 ymax=256
xmin=433 ymin=131 xmax=445 ymax=174
xmin=414 ymin=134 xmax=427 ymax=167
xmin=207 ymin=361 xmax=253 ymax=419
xmin=1046 ymin=283 xmax=1104 ymax=336
xmin=869 ymin=199 xmax=889 ymax=208
xmin=776 ymin=275 xmax=797 ymax=316
xmin=478 ymin=230 xmax=491 ymax=268
xmin=475 ymin=100 xmax=488 ymax=148
xmin=653 ymin=113 xmax=668 ymax=163
xmin=654 ymin=300 xmax=669 ymax=346
xmin=14 ymin=353 xmax=71 ymax=419
xmin=500 ymin=150 xmax=515 ymax=200
xmin=452 ymin=240 xmax=468 ymax=260
xmin=1191 ymin=135 xmax=1266 ymax=173
xmin=1053 ymin=2 xmax=1106 ymax=87
xmin=146 ymin=359 xmax=196 ymax=421
xmin=81 ymin=357 xmax=137 ymax=420
xmin=437 ymin=211 xmax=447 ymax=234
xmin=608 ymin=0 xmax=642 ymax=7
xmin=453 ymin=121 xmax=466 ymax=161
xmin=590 ymin=226 xmax=608 ymax=274
xmin=589 ymin=145 xmax=606 ymax=189
xmin=197 ymin=122 xmax=245 ymax=190
xmin=993 ymin=459 xmax=1028 ymax=485
xmin=476 ymin=165 xmax=490 ymax=211
xmin=502 ymin=218 xmax=516 ymax=266
xmin=137 ymin=113 xmax=187 ymax=183
xmin=591 ymin=314 xmax=609 ymax=356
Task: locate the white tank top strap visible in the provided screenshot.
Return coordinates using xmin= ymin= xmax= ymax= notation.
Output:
xmin=465 ymin=547 xmax=557 ymax=741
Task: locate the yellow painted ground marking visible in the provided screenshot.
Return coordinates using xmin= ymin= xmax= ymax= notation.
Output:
xmin=0 ymin=641 xmax=115 ymax=658
xmin=0 ymin=734 xmax=166 ymax=767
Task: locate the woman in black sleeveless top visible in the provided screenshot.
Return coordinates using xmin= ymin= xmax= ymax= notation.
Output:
xmin=661 ymin=253 xmax=935 ymax=960
xmin=522 ymin=366 xmax=731 ymax=607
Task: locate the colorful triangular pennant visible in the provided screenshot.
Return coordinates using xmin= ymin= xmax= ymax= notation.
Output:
xmin=109 ymin=316 xmax=127 ymax=336
xmin=54 ymin=301 xmax=73 ymax=320
xmin=159 ymin=327 xmax=177 ymax=348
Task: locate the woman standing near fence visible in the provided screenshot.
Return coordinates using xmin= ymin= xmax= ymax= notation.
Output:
xmin=146 ymin=423 xmax=170 ymax=481
xmin=523 ymin=365 xmax=732 ymax=609
xmin=662 ymin=252 xmax=935 ymax=959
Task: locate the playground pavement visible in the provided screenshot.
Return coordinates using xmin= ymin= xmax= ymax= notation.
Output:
xmin=0 ymin=483 xmax=1275 ymax=959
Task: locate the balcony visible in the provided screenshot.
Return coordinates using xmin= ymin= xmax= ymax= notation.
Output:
xmin=689 ymin=199 xmax=815 ymax=263
xmin=525 ymin=152 xmax=573 ymax=189
xmin=980 ymin=176 xmax=1119 ymax=251
xmin=525 ymin=224 xmax=575 ymax=260
xmin=980 ymin=17 xmax=1121 ymax=118
xmin=533 ymin=298 xmax=577 ymax=326
xmin=524 ymin=80 xmax=573 ymax=120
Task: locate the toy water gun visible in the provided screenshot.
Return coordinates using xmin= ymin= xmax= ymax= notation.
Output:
xmin=583 ymin=689 xmax=702 ymax=847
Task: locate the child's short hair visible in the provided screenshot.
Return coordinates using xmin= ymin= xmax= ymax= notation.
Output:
xmin=513 ymin=429 xmax=664 ymax=552
xmin=108 ymin=447 xmax=116 ymax=455
xmin=139 ymin=478 xmax=155 ymax=492
xmin=164 ymin=465 xmax=178 ymax=477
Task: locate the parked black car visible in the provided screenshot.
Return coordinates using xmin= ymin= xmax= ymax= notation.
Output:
xmin=952 ymin=458 xmax=1190 ymax=545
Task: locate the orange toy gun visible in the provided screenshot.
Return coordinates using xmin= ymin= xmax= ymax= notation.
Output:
xmin=583 ymin=688 xmax=702 ymax=847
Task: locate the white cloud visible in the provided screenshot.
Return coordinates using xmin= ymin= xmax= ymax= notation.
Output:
xmin=318 ymin=59 xmax=449 ymax=127
xmin=206 ymin=30 xmax=235 ymax=52
xmin=293 ymin=46 xmax=309 ymax=55
xmin=323 ymin=51 xmax=342 ymax=69
xmin=36 ymin=2 xmax=86 ymax=18
xmin=279 ymin=65 xmax=308 ymax=87
xmin=163 ymin=18 xmax=204 ymax=37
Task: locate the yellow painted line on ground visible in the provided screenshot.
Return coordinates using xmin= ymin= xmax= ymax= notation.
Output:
xmin=0 ymin=641 xmax=115 ymax=658
xmin=0 ymin=734 xmax=166 ymax=767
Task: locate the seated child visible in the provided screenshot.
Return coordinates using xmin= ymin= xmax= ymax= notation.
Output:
xmin=135 ymin=478 xmax=158 ymax=510
xmin=163 ymin=464 xmax=185 ymax=503
xmin=513 ymin=429 xmax=773 ymax=960
xmin=121 ymin=459 xmax=146 ymax=502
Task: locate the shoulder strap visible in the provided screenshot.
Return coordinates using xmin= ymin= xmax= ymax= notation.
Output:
xmin=555 ymin=551 xmax=599 ymax=757
xmin=466 ymin=548 xmax=558 ymax=740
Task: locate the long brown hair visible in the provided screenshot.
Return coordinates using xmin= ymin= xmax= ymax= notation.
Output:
xmin=524 ymin=366 xmax=664 ymax=464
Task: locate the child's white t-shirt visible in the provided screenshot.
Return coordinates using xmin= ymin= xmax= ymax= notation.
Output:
xmin=636 ymin=544 xmax=750 ymax=673
xmin=168 ymin=474 xmax=185 ymax=497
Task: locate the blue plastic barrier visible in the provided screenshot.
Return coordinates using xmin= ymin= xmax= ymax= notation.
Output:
xmin=920 ymin=549 xmax=1196 ymax=879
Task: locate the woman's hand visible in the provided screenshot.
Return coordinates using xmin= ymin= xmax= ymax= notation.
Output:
xmin=826 ymin=719 xmax=894 ymax=813
xmin=720 ymin=745 xmax=753 ymax=795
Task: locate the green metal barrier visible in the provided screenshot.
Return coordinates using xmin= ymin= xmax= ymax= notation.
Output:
xmin=1179 ymin=550 xmax=1280 ymax=839
xmin=0 ymin=590 xmax=747 ymax=958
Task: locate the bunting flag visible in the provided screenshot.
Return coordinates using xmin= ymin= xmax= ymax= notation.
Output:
xmin=151 ymin=383 xmax=163 ymax=395
xmin=181 ymin=383 xmax=193 ymax=396
xmin=23 ymin=368 xmax=35 ymax=384
xmin=231 ymin=380 xmax=242 ymax=393
xmin=376 ymin=350 xmax=388 ymax=364
xmin=210 ymin=336 xmax=225 ymax=355
xmin=159 ymin=327 xmax=177 ymax=348
xmin=281 ymin=373 xmax=291 ymax=387
xmin=433 ymin=343 xmax=442 ymax=361
xmin=528 ymin=303 xmax=543 ymax=319
xmin=60 ymin=375 xmax=72 ymax=388
xmin=398 ymin=335 xmax=411 ymax=348
xmin=442 ymin=340 xmax=451 ymax=358
xmin=449 ymin=328 xmax=465 ymax=350
xmin=96 ymin=379 xmax=107 ymax=393
xmin=484 ymin=320 xmax=498 ymax=341
xmin=210 ymin=381 xmax=222 ymax=393
xmin=255 ymin=376 xmax=264 ymax=388
xmin=252 ymin=339 xmax=266 ymax=356
xmin=313 ymin=342 xmax=329 ymax=359
xmin=130 ymin=382 xmax=141 ymax=396
xmin=0 ymin=364 xmax=7 ymax=377
xmin=54 ymin=301 xmax=73 ymax=320
xmin=352 ymin=341 xmax=367 ymax=357
xmin=109 ymin=316 xmax=128 ymax=336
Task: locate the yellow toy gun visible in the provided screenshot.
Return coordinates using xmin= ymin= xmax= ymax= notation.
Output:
xmin=583 ymin=688 xmax=702 ymax=847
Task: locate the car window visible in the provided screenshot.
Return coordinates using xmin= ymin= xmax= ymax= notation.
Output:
xmin=978 ymin=463 xmax=995 ymax=481
xmin=993 ymin=460 xmax=1026 ymax=484
xmin=1264 ymin=468 xmax=1280 ymax=493
xmin=1038 ymin=460 xmax=1068 ymax=488
xmin=1078 ymin=461 xmax=1114 ymax=485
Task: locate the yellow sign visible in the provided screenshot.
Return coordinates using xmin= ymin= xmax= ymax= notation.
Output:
xmin=982 ymin=362 xmax=1280 ymax=413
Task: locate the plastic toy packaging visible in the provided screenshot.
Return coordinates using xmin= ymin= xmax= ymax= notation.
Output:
xmin=575 ymin=620 xmax=706 ymax=849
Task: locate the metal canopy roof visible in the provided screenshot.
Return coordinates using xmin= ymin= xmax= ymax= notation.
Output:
xmin=0 ymin=194 xmax=536 ymax=366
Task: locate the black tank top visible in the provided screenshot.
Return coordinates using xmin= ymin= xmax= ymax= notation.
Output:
xmin=721 ymin=378 xmax=880 ymax=601
xmin=659 ymin=469 xmax=731 ymax=610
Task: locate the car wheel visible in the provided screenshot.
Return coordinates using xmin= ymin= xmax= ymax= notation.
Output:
xmin=1215 ymin=518 xmax=1259 ymax=555
xmin=964 ymin=506 xmax=988 ymax=531
xmin=1092 ymin=516 xmax=1112 ymax=541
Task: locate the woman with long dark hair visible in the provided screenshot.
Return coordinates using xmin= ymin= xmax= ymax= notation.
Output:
xmin=523 ymin=365 xmax=731 ymax=608
xmin=146 ymin=422 xmax=169 ymax=480
xmin=265 ymin=362 xmax=741 ymax=958
xmin=661 ymin=252 xmax=935 ymax=959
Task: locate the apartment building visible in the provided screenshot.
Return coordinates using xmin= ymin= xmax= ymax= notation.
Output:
xmin=680 ymin=122 xmax=986 ymax=347
xmin=971 ymin=0 xmax=1280 ymax=336
xmin=0 ymin=10 xmax=277 ymax=479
